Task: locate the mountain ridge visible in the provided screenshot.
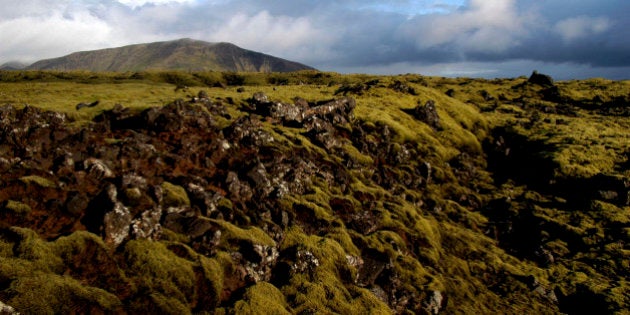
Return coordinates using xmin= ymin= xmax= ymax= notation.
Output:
xmin=0 ymin=61 xmax=28 ymax=70
xmin=26 ymin=38 xmax=315 ymax=72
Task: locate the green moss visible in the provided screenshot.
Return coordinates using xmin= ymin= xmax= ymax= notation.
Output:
xmin=5 ymin=227 xmax=64 ymax=273
xmin=211 ymin=219 xmax=275 ymax=247
xmin=342 ymin=142 xmax=374 ymax=166
xmin=51 ymin=231 xmax=108 ymax=260
xmin=161 ymin=181 xmax=191 ymax=208
xmin=145 ymin=293 xmax=191 ymax=315
xmin=19 ymin=175 xmax=57 ymax=188
xmin=278 ymin=227 xmax=395 ymax=313
xmin=233 ymin=282 xmax=290 ymax=314
xmin=6 ymin=273 xmax=122 ymax=314
xmin=197 ymin=255 xmax=224 ymax=308
xmin=123 ymin=239 xmax=196 ymax=306
xmin=160 ymin=228 xmax=191 ymax=243
xmin=217 ymin=198 xmax=233 ymax=212
xmin=3 ymin=200 xmax=31 ymax=215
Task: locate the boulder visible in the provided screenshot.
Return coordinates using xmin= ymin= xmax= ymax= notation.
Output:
xmin=422 ymin=291 xmax=444 ymax=315
xmin=83 ymin=184 xmax=132 ymax=247
xmin=528 ymin=71 xmax=554 ymax=87
xmin=410 ymin=100 xmax=442 ymax=131
xmin=0 ymin=300 xmax=19 ymax=315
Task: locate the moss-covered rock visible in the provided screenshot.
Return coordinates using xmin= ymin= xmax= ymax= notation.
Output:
xmin=161 ymin=181 xmax=191 ymax=208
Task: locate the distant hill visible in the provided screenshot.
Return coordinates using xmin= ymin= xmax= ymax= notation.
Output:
xmin=0 ymin=61 xmax=29 ymax=70
xmin=26 ymin=38 xmax=315 ymax=72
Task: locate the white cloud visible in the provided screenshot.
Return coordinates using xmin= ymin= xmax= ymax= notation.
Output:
xmin=554 ymin=16 xmax=610 ymax=42
xmin=208 ymin=10 xmax=337 ymax=62
xmin=401 ymin=0 xmax=532 ymax=53
xmin=0 ymin=10 xmax=112 ymax=62
xmin=116 ymin=0 xmax=195 ymax=8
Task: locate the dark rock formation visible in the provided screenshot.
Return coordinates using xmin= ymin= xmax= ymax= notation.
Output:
xmin=528 ymin=71 xmax=554 ymax=87
xmin=408 ymin=100 xmax=442 ymax=131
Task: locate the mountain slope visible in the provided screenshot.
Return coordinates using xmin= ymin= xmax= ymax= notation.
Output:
xmin=26 ymin=38 xmax=315 ymax=72
xmin=0 ymin=62 xmax=28 ymax=70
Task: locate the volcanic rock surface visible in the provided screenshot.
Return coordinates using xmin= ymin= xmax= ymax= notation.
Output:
xmin=0 ymin=73 xmax=628 ymax=314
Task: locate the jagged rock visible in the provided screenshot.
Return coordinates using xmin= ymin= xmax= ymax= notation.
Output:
xmin=101 ymin=186 xmax=132 ymax=246
xmin=76 ymin=100 xmax=99 ymax=110
xmin=247 ymin=161 xmax=274 ymax=197
xmin=65 ymin=191 xmax=89 ymax=215
xmin=122 ymin=173 xmax=148 ymax=190
xmin=334 ymin=80 xmax=379 ymax=95
xmin=540 ymin=86 xmax=565 ymax=103
xmin=480 ymin=90 xmax=494 ymax=101
xmin=52 ymin=151 xmax=75 ymax=175
xmin=0 ymin=300 xmax=19 ymax=315
xmin=419 ymin=161 xmax=432 ymax=185
xmin=292 ymin=250 xmax=319 ymax=275
xmin=422 ymin=291 xmax=444 ymax=315
xmin=273 ymin=247 xmax=320 ymax=285
xmin=252 ymin=91 xmax=269 ymax=104
xmin=357 ymin=249 xmax=390 ymax=287
xmin=83 ymin=158 xmax=114 ymax=180
xmin=528 ymin=71 xmax=554 ymax=87
xmin=225 ymin=116 xmax=275 ymax=148
xmin=239 ymin=243 xmax=280 ymax=283
xmin=226 ymin=171 xmax=253 ymax=204
xmin=185 ymin=182 xmax=221 ymax=217
xmin=527 ymin=276 xmax=558 ymax=304
xmin=270 ymin=101 xmax=306 ymax=124
xmin=534 ymin=246 xmax=555 ymax=266
xmin=130 ymin=206 xmax=163 ymax=240
xmin=389 ymin=80 xmax=417 ymax=95
xmin=308 ymin=97 xmax=356 ymax=123
xmin=82 ymin=184 xmax=132 ymax=247
xmin=348 ymin=210 xmax=381 ymax=235
xmin=410 ymin=100 xmax=442 ymax=131
xmin=346 ymin=255 xmax=364 ymax=283
xmin=197 ymin=90 xmax=209 ymax=100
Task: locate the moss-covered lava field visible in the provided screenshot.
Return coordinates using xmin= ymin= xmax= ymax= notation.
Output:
xmin=0 ymin=70 xmax=628 ymax=314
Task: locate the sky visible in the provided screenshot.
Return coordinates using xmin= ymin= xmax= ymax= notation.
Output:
xmin=0 ymin=0 xmax=628 ymax=79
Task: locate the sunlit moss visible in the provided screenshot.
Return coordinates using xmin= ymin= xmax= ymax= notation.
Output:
xmin=3 ymin=200 xmax=31 ymax=216
xmin=161 ymin=181 xmax=191 ymax=208
xmin=233 ymin=282 xmax=290 ymax=314
xmin=6 ymin=273 xmax=123 ymax=314
xmin=212 ymin=219 xmax=276 ymax=247
xmin=122 ymin=239 xmax=196 ymax=306
xmin=18 ymin=175 xmax=57 ymax=188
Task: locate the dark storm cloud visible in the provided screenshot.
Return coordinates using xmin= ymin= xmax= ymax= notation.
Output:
xmin=0 ymin=0 xmax=628 ymax=79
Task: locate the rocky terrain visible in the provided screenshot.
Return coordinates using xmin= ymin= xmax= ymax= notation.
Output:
xmin=0 ymin=71 xmax=628 ymax=314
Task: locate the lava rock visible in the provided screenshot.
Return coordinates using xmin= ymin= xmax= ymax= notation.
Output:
xmin=528 ymin=71 xmax=554 ymax=87
xmin=410 ymin=100 xmax=442 ymax=131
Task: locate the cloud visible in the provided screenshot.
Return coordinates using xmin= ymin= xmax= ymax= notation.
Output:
xmin=0 ymin=0 xmax=628 ymax=79
xmin=0 ymin=10 xmax=112 ymax=62
xmin=554 ymin=16 xmax=610 ymax=42
xmin=207 ymin=10 xmax=337 ymax=62
xmin=116 ymin=0 xmax=195 ymax=8
xmin=400 ymin=0 xmax=531 ymax=53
